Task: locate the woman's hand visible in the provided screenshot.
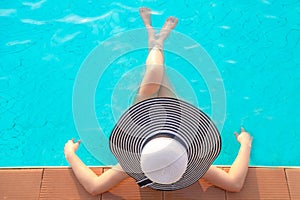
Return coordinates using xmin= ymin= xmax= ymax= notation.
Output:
xmin=234 ymin=127 xmax=252 ymax=147
xmin=64 ymin=139 xmax=81 ymax=159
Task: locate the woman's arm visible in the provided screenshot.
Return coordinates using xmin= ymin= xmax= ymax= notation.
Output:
xmin=202 ymin=128 xmax=252 ymax=192
xmin=64 ymin=139 xmax=129 ymax=195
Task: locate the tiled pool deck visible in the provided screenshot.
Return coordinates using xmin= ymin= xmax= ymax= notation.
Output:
xmin=0 ymin=167 xmax=299 ymax=200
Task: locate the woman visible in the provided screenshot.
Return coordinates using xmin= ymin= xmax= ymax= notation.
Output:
xmin=64 ymin=7 xmax=252 ymax=195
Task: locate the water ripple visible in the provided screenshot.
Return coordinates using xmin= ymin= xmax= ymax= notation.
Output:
xmin=22 ymin=0 xmax=47 ymax=9
xmin=184 ymin=44 xmax=198 ymax=49
xmin=51 ymin=30 xmax=81 ymax=45
xmin=224 ymin=59 xmax=237 ymax=64
xmin=0 ymin=9 xmax=16 ymax=17
xmin=56 ymin=12 xmax=112 ymax=24
xmin=21 ymin=19 xmax=46 ymax=25
xmin=260 ymin=0 xmax=271 ymax=5
xmin=111 ymin=2 xmax=163 ymax=15
xmin=6 ymin=40 xmax=32 ymax=46
xmin=219 ymin=25 xmax=231 ymax=30
xmin=111 ymin=2 xmax=139 ymax=12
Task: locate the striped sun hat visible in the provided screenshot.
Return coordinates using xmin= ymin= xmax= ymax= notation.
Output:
xmin=109 ymin=97 xmax=221 ymax=191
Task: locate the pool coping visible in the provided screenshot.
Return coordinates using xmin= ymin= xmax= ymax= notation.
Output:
xmin=1 ymin=166 xmax=299 ymax=200
xmin=0 ymin=165 xmax=299 ymax=169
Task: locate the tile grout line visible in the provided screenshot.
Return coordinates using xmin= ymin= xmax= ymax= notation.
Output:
xmin=223 ymin=167 xmax=228 ymax=200
xmin=38 ymin=168 xmax=45 ymax=200
xmin=99 ymin=167 xmax=104 ymax=200
xmin=284 ymin=168 xmax=292 ymax=200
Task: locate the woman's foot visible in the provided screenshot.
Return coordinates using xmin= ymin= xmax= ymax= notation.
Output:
xmin=140 ymin=7 xmax=156 ymax=49
xmin=139 ymin=7 xmax=152 ymax=28
xmin=157 ymin=16 xmax=178 ymax=46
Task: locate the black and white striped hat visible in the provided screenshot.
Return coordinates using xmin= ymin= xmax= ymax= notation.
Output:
xmin=109 ymin=97 xmax=221 ymax=191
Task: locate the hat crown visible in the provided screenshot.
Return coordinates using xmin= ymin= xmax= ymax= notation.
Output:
xmin=140 ymin=136 xmax=188 ymax=184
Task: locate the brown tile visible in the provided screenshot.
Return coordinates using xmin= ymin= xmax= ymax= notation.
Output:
xmin=227 ymin=168 xmax=290 ymax=200
xmin=0 ymin=168 xmax=43 ymax=200
xmin=164 ymin=178 xmax=226 ymax=200
xmin=39 ymin=167 xmax=102 ymax=200
xmin=286 ymin=168 xmax=300 ymax=200
xmin=102 ymin=168 xmax=162 ymax=200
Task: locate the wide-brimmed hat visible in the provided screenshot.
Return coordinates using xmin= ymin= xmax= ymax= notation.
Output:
xmin=109 ymin=97 xmax=221 ymax=191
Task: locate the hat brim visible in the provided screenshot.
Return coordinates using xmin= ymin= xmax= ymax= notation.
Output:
xmin=109 ymin=97 xmax=221 ymax=191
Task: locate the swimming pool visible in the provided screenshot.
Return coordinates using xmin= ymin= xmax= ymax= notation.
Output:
xmin=0 ymin=0 xmax=299 ymax=167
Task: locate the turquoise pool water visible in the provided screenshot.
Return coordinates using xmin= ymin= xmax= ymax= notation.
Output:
xmin=0 ymin=0 xmax=299 ymax=167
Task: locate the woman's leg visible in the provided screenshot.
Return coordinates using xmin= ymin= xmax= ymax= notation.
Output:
xmin=157 ymin=75 xmax=176 ymax=98
xmin=156 ymin=17 xmax=178 ymax=98
xmin=134 ymin=8 xmax=178 ymax=103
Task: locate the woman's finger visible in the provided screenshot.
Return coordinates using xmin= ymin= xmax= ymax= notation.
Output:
xmin=241 ymin=127 xmax=245 ymax=132
xmin=234 ymin=132 xmax=239 ymax=139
